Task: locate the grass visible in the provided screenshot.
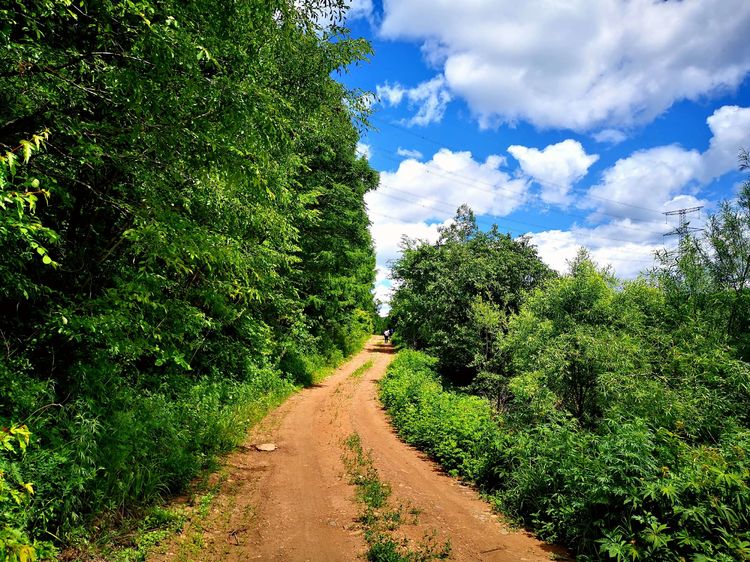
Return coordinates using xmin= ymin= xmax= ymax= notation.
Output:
xmin=351 ymin=360 xmax=374 ymax=379
xmin=342 ymin=433 xmax=452 ymax=562
xmin=61 ymin=341 xmax=370 ymax=561
xmin=75 ymin=471 xmax=228 ymax=562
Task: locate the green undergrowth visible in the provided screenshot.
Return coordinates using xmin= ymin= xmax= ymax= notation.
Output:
xmin=380 ymin=350 xmax=750 ymax=561
xmin=100 ymin=468 xmax=229 ymax=562
xmin=82 ymin=504 xmax=187 ymax=562
xmin=342 ymin=433 xmax=451 ymax=562
xmin=60 ymin=343 xmax=364 ymax=561
xmin=49 ymin=375 xmax=291 ymax=562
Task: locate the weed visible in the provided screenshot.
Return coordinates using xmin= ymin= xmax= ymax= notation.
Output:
xmin=380 ymin=350 xmax=750 ymax=561
xmin=342 ymin=433 xmax=452 ymax=561
xmin=352 ymin=360 xmax=375 ymax=379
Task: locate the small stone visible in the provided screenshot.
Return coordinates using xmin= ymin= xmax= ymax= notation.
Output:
xmin=255 ymin=443 xmax=277 ymax=451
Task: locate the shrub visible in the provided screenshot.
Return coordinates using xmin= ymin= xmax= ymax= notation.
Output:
xmin=380 ymin=350 xmax=750 ymax=560
xmin=0 ymin=425 xmax=56 ymax=561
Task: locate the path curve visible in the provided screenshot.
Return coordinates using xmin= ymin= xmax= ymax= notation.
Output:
xmin=151 ymin=338 xmax=565 ymax=561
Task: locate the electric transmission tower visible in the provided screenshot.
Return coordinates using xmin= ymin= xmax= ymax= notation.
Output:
xmin=663 ymin=206 xmax=703 ymax=257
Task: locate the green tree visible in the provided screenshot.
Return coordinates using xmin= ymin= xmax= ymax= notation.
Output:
xmin=652 ymin=149 xmax=750 ymax=358
xmin=389 ymin=205 xmax=553 ymax=383
xmin=1 ymin=0 xmax=378 ymax=547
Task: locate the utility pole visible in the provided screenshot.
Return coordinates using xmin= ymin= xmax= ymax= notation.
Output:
xmin=663 ymin=206 xmax=703 ymax=257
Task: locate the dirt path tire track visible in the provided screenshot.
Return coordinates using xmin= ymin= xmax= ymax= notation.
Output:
xmin=351 ymin=343 xmax=566 ymax=561
xmin=151 ymin=338 xmax=564 ymax=561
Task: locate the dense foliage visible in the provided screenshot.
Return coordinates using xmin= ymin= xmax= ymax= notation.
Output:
xmin=1 ymin=0 xmax=377 ymax=556
xmin=389 ymin=205 xmax=553 ymax=382
xmin=383 ymin=184 xmax=750 ymax=560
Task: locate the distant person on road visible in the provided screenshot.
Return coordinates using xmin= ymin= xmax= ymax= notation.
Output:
xmin=383 ymin=328 xmax=393 ymax=343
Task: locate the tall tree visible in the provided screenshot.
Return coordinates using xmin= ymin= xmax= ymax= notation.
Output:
xmin=0 ymin=0 xmax=378 ymax=550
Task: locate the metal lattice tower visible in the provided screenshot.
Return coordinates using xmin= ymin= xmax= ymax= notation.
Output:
xmin=663 ymin=206 xmax=703 ymax=256
xmin=663 ymin=206 xmax=703 ymax=240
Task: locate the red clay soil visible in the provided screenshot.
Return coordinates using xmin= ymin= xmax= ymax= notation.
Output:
xmin=150 ymin=338 xmax=568 ymax=561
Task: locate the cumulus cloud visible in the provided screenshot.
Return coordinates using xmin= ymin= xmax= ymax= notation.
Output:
xmin=584 ymin=144 xmax=704 ymax=222
xmin=313 ymin=0 xmax=374 ymax=30
xmin=367 ymin=148 xmax=530 ymax=306
xmin=702 ymin=106 xmax=750 ymax=181
xmin=528 ymin=228 xmax=662 ymax=279
xmin=582 ymin=105 xmax=750 ymax=222
xmin=369 ymin=220 xmax=447 ymax=271
xmin=366 ymin=148 xmax=529 ymax=225
xmin=379 ymin=0 xmax=750 ymax=130
xmin=368 ymin=105 xmax=750 ymax=293
xmin=376 ymin=75 xmax=452 ymax=126
xmin=397 ymin=147 xmax=424 ymax=160
xmin=346 ymin=0 xmax=374 ymax=22
xmin=508 ymin=140 xmax=599 ymax=205
xmin=544 ymin=106 xmax=750 ymax=278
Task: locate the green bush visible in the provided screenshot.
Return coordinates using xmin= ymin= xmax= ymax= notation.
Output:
xmin=0 ymin=425 xmax=56 ymax=562
xmin=18 ymin=370 xmax=295 ymax=539
xmin=380 ymin=350 xmax=750 ymax=560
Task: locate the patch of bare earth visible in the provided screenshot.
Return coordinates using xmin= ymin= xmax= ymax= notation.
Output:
xmin=150 ymin=338 xmax=568 ymax=561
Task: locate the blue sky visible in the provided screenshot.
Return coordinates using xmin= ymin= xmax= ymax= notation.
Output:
xmin=333 ymin=0 xmax=750 ymax=312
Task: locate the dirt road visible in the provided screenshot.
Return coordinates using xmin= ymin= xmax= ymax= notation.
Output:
xmin=151 ymin=338 xmax=564 ymax=561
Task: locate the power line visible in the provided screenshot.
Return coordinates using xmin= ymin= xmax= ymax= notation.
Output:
xmin=369 ymin=145 xmax=668 ymax=233
xmin=381 ymin=183 xmax=664 ymax=241
xmin=370 ymin=189 xmax=667 ymax=248
xmin=367 ymin=117 xmax=666 ymax=217
xmin=370 ymin=167 xmax=668 ymax=244
xmin=367 ymin=209 xmax=657 ymax=264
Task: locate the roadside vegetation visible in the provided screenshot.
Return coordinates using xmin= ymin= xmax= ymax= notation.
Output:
xmin=1 ymin=0 xmax=378 ymax=558
xmin=342 ymin=433 xmax=452 ymax=562
xmin=383 ymin=176 xmax=750 ymax=561
xmin=351 ymin=360 xmax=375 ymax=379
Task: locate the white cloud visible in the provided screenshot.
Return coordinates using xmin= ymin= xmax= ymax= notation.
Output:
xmin=367 ymin=148 xmax=530 ymax=306
xmin=376 ymin=83 xmax=405 ymax=106
xmin=582 ymin=105 xmax=750 ymax=222
xmin=346 ymin=0 xmax=374 ymax=22
xmin=584 ymin=144 xmax=704 ymax=222
xmin=312 ymin=0 xmax=374 ymax=30
xmin=356 ymin=142 xmax=372 ymax=159
xmin=527 ymin=230 xmax=580 ymax=274
xmin=368 ymin=105 xmax=750 ymax=291
xmin=372 ymin=266 xmax=393 ymax=315
xmin=379 ymin=0 xmax=750 ymax=130
xmin=508 ymin=140 xmax=599 ymax=205
xmin=702 ymin=105 xmax=750 ymax=181
xmin=397 ymin=147 xmax=424 ymax=160
xmin=376 ymin=75 xmax=452 ymax=126
xmin=368 ymin=219 xmax=448 ymax=272
xmin=366 ymin=148 xmax=529 ymax=225
xmin=542 ymin=106 xmax=750 ymax=278
xmin=593 ymin=129 xmax=628 ymax=145
xmin=528 ymin=228 xmax=662 ymax=279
